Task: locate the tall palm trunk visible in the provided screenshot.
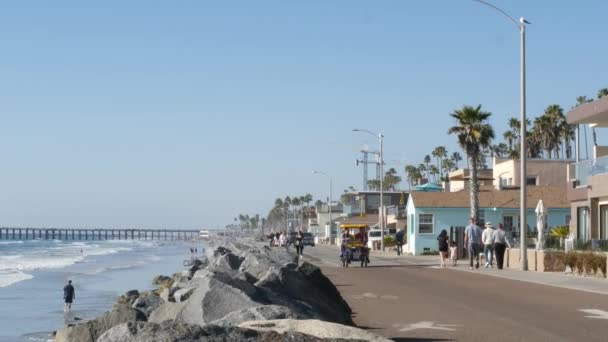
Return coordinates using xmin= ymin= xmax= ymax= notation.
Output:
xmin=468 ymin=153 xmax=480 ymax=223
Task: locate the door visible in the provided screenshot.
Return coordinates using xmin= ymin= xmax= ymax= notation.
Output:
xmin=601 ymin=205 xmax=608 ymax=240
xmin=503 ymin=215 xmax=515 ymax=233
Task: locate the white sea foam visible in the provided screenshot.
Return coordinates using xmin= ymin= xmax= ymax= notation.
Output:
xmin=0 ymin=269 xmax=34 ymax=287
xmin=0 ymin=240 xmax=24 ymax=245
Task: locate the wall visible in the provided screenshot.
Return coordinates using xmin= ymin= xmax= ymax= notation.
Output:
xmin=494 ymin=159 xmax=571 ymax=189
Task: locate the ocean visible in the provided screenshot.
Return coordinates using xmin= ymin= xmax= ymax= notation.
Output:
xmin=0 ymin=238 xmax=204 ymax=342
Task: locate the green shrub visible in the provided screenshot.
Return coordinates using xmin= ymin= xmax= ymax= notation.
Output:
xmin=384 ymin=235 xmax=396 ymax=247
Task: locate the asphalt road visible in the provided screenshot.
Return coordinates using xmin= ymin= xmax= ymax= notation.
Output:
xmin=304 ymin=245 xmax=608 ymax=342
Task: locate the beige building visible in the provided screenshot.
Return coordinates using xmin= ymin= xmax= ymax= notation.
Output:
xmin=566 ymin=96 xmax=608 ymax=241
xmin=492 ymin=157 xmax=572 ymax=189
xmin=447 ymin=168 xmax=494 ymax=192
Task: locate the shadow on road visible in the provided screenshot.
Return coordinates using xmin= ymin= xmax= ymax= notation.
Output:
xmin=365 ymin=264 xmax=436 ymax=269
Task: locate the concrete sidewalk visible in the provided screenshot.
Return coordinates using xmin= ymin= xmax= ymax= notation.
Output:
xmin=366 ymin=247 xmax=608 ymax=295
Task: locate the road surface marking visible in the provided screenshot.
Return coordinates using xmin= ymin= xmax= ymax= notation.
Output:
xmin=579 ymin=309 xmax=608 ymax=320
xmin=396 ymin=321 xmax=462 ymax=332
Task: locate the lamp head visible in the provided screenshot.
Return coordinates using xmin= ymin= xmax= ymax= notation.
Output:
xmin=520 ymin=17 xmax=530 ymax=25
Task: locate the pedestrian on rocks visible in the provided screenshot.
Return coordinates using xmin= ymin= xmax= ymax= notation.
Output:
xmin=395 ymin=229 xmax=404 ymax=256
xmin=449 ymin=240 xmax=458 ymax=266
xmin=465 ymin=217 xmax=483 ymax=270
xmin=63 ymin=280 xmax=75 ymax=313
xmin=482 ymin=222 xmax=495 ymax=268
xmin=275 ymin=232 xmax=280 ymax=246
xmin=279 ymin=231 xmax=286 ymax=247
xmin=437 ymin=229 xmax=449 ymax=268
xmin=493 ymin=223 xmax=511 ymax=270
xmin=195 ymin=248 xmax=198 ymax=258
xmin=295 ymin=229 xmax=304 ymax=255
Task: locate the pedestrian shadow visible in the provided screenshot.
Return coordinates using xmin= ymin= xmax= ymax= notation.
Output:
xmin=356 ymin=325 xmax=381 ymax=330
xmin=391 ymin=338 xmax=454 ymax=342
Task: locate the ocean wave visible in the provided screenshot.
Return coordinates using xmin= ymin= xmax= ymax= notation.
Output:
xmin=0 ymin=240 xmax=24 ymax=244
xmin=0 ymin=270 xmax=34 ymax=288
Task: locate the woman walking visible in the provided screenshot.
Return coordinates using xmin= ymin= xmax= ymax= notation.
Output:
xmin=437 ymin=229 xmax=449 ymax=268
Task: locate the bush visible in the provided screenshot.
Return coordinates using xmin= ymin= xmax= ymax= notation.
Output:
xmin=383 ymin=235 xmax=396 ymax=247
xmin=564 ymin=252 xmax=577 ymax=271
xmin=543 ymin=251 xmax=566 ymax=272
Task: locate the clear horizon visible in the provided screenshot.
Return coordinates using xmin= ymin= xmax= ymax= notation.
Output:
xmin=0 ymin=0 xmax=606 ymax=228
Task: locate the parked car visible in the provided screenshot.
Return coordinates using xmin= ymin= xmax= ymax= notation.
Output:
xmin=302 ymin=232 xmax=315 ymax=246
xmin=367 ymin=229 xmax=389 ymax=249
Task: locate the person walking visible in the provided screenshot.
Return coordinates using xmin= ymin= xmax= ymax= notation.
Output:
xmin=449 ymin=240 xmax=458 ymax=266
xmin=395 ymin=229 xmax=404 ymax=256
xmin=63 ymin=280 xmax=75 ymax=313
xmin=437 ymin=229 xmax=449 ymax=268
xmin=279 ymin=231 xmax=286 ymax=247
xmin=295 ymin=229 xmax=304 ymax=255
xmin=493 ymin=223 xmax=512 ymax=270
xmin=482 ymin=222 xmax=495 ymax=268
xmin=465 ymin=217 xmax=483 ymax=270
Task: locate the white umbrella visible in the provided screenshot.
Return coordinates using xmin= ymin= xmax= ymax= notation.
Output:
xmin=535 ymin=199 xmax=547 ymax=251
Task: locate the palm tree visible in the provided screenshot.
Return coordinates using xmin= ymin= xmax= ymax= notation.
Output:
xmin=598 ymin=88 xmax=608 ymax=99
xmin=428 ymin=165 xmax=439 ymax=183
xmin=503 ymin=130 xmax=515 ymax=155
xmin=404 ymin=165 xmax=417 ymax=190
xmin=417 ymin=164 xmax=427 ymax=183
xmin=432 ymin=146 xmax=448 ymax=180
xmin=424 ymin=155 xmax=431 ymax=179
xmin=448 ymin=104 xmax=495 ymax=223
xmin=450 ymin=152 xmax=462 ymax=170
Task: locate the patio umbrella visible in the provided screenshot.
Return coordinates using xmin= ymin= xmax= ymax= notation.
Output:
xmin=535 ymin=199 xmax=546 ymax=250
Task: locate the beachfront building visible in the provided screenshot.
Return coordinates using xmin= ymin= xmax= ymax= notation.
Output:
xmin=406 ymin=186 xmax=570 ymax=256
xmin=340 ymin=191 xmax=408 ymax=233
xmin=447 ymin=168 xmax=494 ymax=192
xmin=566 ymin=96 xmax=608 ymax=241
xmin=314 ymin=202 xmax=343 ymax=243
xmin=493 ymin=157 xmax=572 ymax=190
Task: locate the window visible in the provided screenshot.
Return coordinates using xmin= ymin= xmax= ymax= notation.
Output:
xmin=418 ymin=214 xmax=434 ymax=234
xmin=526 ymin=176 xmax=537 ymax=186
xmin=478 ymin=210 xmax=486 ymax=227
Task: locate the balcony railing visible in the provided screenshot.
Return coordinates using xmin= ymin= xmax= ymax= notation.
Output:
xmin=571 ymin=155 xmax=608 ymax=186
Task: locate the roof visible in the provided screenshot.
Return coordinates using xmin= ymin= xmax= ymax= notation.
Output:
xmin=335 ymin=214 xmax=380 ymax=226
xmin=409 ymin=186 xmax=569 ymax=209
xmin=567 ymin=96 xmax=608 ymax=127
xmin=448 ymin=168 xmax=494 ymax=181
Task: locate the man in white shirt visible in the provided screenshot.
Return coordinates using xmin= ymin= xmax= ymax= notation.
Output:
xmin=482 ymin=222 xmax=495 ymax=268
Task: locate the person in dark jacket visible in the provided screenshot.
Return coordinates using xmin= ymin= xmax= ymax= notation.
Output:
xmin=63 ymin=280 xmax=75 ymax=312
xmin=437 ymin=229 xmax=449 ymax=268
xmin=295 ymin=230 xmax=304 ymax=255
xmin=395 ymin=229 xmax=404 ymax=256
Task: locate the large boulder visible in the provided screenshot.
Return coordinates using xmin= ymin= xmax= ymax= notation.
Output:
xmin=97 ymin=321 xmax=366 ymax=342
xmin=211 ymin=252 xmax=244 ymax=271
xmin=132 ymin=293 xmax=164 ymax=318
xmin=115 ymin=290 xmax=140 ymax=307
xmin=209 ymin=305 xmax=297 ymax=327
xmin=152 ymin=275 xmax=172 ymax=287
xmin=55 ymin=304 xmax=146 ymax=342
xmin=150 ymin=272 xmax=262 ymax=326
xmin=255 ymin=262 xmax=352 ymax=325
xmin=240 ymin=319 xmax=393 ymax=342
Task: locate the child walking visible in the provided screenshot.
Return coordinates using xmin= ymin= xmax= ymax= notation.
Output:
xmin=449 ymin=240 xmax=458 ymax=266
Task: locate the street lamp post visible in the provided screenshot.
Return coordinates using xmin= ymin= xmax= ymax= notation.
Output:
xmin=474 ymin=0 xmax=529 ymax=270
xmin=353 ymin=129 xmax=385 ymax=251
xmin=312 ymin=171 xmax=333 ymax=242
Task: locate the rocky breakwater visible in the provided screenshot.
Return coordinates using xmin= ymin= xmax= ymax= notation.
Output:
xmin=55 ymin=240 xmax=391 ymax=342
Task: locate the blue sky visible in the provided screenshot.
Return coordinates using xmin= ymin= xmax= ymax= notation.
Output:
xmin=0 ymin=1 xmax=606 ymax=229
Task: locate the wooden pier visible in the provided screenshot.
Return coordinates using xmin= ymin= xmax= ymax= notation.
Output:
xmin=0 ymin=227 xmax=200 ymax=241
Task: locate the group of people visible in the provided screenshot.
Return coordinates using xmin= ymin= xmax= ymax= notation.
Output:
xmin=437 ymin=217 xmax=512 ymax=269
xmin=464 ymin=217 xmax=511 ymax=270
xmin=268 ymin=229 xmax=305 ymax=255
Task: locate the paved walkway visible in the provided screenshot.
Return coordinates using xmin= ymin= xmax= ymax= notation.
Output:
xmin=304 ymin=245 xmax=608 ymax=342
xmin=365 ymin=248 xmax=608 ymax=296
